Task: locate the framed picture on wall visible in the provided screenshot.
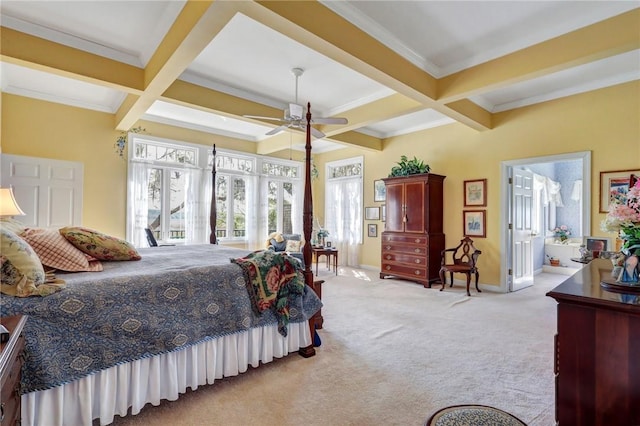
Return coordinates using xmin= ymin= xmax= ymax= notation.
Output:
xmin=464 ymin=179 xmax=487 ymax=207
xmin=365 ymin=206 xmax=380 ymax=220
xmin=599 ymin=169 xmax=640 ymax=212
xmin=584 ymin=237 xmax=610 ymax=251
xmin=374 ymin=180 xmax=386 ymax=202
xmin=463 ymin=210 xmax=486 ymax=238
xmin=368 ymin=224 xmax=378 ymax=237
xmin=381 ymin=204 xmax=386 ymax=222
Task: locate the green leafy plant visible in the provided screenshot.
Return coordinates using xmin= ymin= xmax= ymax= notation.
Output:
xmin=388 ymin=155 xmax=430 ymax=177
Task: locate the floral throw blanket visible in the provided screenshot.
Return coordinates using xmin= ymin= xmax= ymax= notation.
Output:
xmin=232 ymin=250 xmax=305 ymax=337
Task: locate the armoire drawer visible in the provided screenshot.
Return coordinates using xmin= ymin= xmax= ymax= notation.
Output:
xmin=381 ymin=243 xmax=427 ymax=255
xmin=381 ymin=262 xmax=427 ymax=279
xmin=382 ymin=233 xmax=427 ymax=245
xmin=381 ymin=252 xmax=426 ymax=265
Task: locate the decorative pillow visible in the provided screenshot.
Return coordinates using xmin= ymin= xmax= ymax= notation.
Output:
xmin=0 ymin=228 xmax=45 ymax=285
xmin=59 ymin=226 xmax=141 ymax=261
xmin=285 ymin=239 xmax=302 ymax=252
xmin=0 ymin=217 xmax=27 ymax=235
xmin=270 ymin=238 xmax=287 ymax=252
xmin=0 ymin=255 xmax=65 ymax=297
xmin=21 ymin=228 xmax=103 ymax=272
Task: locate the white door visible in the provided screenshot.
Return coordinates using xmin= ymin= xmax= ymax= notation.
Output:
xmin=511 ymin=168 xmax=534 ymax=291
xmin=1 ymin=154 xmax=83 ymax=228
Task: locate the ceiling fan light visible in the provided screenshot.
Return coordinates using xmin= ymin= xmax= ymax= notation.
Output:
xmin=287 ymin=103 xmax=303 ymax=120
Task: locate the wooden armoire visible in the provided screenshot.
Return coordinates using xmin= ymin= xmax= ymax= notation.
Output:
xmin=380 ymin=173 xmax=445 ymax=287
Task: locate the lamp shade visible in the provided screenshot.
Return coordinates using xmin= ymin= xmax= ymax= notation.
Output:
xmin=0 ymin=188 xmax=26 ymax=216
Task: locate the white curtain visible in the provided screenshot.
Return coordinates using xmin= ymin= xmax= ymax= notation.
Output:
xmin=127 ymin=161 xmax=149 ymax=247
xmin=245 ymin=174 xmax=260 ymax=249
xmin=185 ymin=168 xmax=206 ymax=244
xmin=324 ymin=177 xmax=362 ymax=267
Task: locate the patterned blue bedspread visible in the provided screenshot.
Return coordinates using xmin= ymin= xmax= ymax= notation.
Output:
xmin=0 ymin=245 xmax=322 ymax=394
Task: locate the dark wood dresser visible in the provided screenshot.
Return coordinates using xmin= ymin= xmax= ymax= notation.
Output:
xmin=380 ymin=173 xmax=445 ymax=287
xmin=546 ymin=259 xmax=640 ymax=425
xmin=0 ymin=315 xmax=27 ymax=426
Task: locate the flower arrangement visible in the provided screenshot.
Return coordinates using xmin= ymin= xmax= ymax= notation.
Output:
xmin=553 ymin=225 xmax=571 ymax=242
xmin=601 ymin=179 xmax=640 ymax=256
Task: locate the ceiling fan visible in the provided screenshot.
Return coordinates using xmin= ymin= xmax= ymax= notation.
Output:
xmin=243 ymin=67 xmax=348 ymax=139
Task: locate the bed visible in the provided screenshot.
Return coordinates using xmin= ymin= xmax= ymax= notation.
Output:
xmin=1 ymin=104 xmax=323 ymax=425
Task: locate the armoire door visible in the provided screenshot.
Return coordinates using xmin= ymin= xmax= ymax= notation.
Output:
xmin=403 ymin=179 xmax=426 ymax=233
xmin=385 ymin=182 xmax=405 ymax=232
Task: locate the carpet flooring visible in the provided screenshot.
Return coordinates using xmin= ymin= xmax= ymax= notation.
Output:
xmin=109 ymin=267 xmax=566 ymax=426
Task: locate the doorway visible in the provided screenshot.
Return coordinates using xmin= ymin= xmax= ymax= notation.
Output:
xmin=500 ymin=151 xmax=591 ymax=292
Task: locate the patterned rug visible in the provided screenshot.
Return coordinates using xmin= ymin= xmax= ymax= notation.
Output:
xmin=426 ymin=404 xmax=527 ymax=425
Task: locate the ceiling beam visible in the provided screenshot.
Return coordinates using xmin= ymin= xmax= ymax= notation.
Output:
xmin=115 ymin=0 xmax=236 ymax=130
xmin=438 ymin=8 xmax=640 ymax=102
xmin=0 ymin=27 xmax=144 ymax=92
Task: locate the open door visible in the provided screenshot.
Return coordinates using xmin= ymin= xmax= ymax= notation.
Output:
xmin=511 ymin=168 xmax=534 ymax=291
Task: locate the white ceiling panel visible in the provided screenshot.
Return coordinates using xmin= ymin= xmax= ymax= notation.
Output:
xmin=1 ymin=62 xmax=126 ymax=113
xmin=183 ymin=13 xmax=394 ymax=118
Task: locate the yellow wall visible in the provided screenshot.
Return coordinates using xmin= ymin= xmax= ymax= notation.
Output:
xmin=2 ymin=81 xmax=639 ymax=287
xmin=315 ymin=81 xmax=639 ymax=286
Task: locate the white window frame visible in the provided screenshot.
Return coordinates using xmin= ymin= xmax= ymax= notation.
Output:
xmin=126 ymin=134 xmax=303 ymax=247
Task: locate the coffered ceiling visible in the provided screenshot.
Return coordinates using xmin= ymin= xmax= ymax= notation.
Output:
xmin=1 ymin=1 xmax=638 ymax=154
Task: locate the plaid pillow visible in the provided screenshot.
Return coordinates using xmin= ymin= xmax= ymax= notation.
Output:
xmin=22 ymin=228 xmax=103 ymax=272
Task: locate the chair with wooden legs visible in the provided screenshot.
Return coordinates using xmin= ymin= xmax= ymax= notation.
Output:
xmin=439 ymin=237 xmax=482 ymax=296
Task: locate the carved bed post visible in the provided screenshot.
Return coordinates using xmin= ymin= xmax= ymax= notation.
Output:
xmin=299 ymin=102 xmax=321 ymax=358
xmin=209 ymin=144 xmax=218 ymax=244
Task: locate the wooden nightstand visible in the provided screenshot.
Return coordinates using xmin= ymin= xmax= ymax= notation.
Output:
xmin=0 ymin=315 xmax=27 ymax=426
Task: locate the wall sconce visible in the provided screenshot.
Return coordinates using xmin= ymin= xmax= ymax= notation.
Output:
xmin=0 ymin=187 xmax=26 ymax=217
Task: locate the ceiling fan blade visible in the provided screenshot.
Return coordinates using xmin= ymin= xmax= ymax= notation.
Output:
xmin=312 ymin=117 xmax=348 ymax=125
xmin=265 ymin=125 xmax=289 ymax=136
xmin=310 ymin=126 xmax=326 ymax=139
xmin=243 ymin=115 xmax=283 ymax=122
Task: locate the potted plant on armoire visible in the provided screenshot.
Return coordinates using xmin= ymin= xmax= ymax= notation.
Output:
xmin=379 ymin=156 xmax=446 ymax=288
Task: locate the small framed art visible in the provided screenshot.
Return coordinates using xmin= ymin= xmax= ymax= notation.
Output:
xmin=368 ymin=223 xmax=378 ymax=237
xmin=463 ymin=210 xmax=486 ymax=238
xmin=464 ymin=179 xmax=487 ymax=207
xmin=374 ymin=180 xmax=386 ymax=202
xmin=381 ymin=204 xmax=386 ymax=222
xmin=584 ymin=237 xmax=610 ymax=251
xmin=365 ymin=206 xmax=380 ymax=220
xmin=599 ymin=169 xmax=640 ymax=212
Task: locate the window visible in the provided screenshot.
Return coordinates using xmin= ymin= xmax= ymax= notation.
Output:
xmin=127 ymin=135 xmax=303 ymax=248
xmin=146 ymin=167 xmax=187 ymax=242
xmin=324 ymin=156 xmax=363 ymax=266
xmin=263 ymin=160 xmax=301 ymax=235
xmin=208 ymin=151 xmax=256 ymax=241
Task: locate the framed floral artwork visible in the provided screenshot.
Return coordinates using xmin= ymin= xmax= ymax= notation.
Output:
xmin=599 ymin=169 xmax=640 ymax=212
xmin=368 ymin=223 xmax=378 ymax=237
xmin=464 ymin=179 xmax=487 ymax=207
xmin=463 ymin=210 xmax=486 ymax=238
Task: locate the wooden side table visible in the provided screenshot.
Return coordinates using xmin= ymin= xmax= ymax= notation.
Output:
xmin=0 ymin=315 xmax=27 ymax=426
xmin=312 ymin=247 xmax=338 ymax=275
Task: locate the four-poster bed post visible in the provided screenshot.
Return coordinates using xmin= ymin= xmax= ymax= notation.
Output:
xmin=209 ymin=144 xmax=217 ymax=244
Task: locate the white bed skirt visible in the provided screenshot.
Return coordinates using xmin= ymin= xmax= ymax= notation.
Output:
xmin=22 ymin=322 xmax=310 ymax=426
